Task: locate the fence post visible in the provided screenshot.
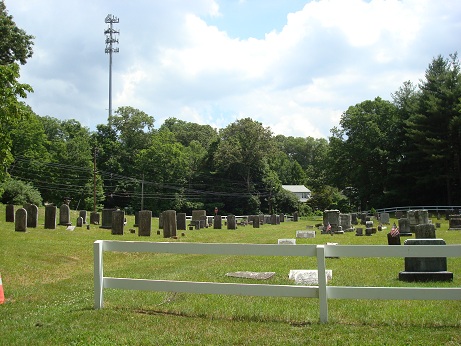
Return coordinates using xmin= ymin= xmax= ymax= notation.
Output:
xmin=94 ymin=240 xmax=104 ymax=309
xmin=316 ymin=244 xmax=328 ymax=323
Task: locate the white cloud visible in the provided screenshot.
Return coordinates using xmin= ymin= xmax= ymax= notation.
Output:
xmin=7 ymin=0 xmax=461 ymax=139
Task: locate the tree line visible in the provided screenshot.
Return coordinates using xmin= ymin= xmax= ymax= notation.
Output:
xmin=1 ymin=1 xmax=460 ymax=215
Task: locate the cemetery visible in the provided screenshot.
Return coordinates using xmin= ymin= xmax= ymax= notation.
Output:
xmin=1 ymin=204 xmax=461 ymax=344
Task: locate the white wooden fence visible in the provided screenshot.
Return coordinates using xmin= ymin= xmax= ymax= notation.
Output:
xmin=93 ymin=240 xmax=461 ymax=323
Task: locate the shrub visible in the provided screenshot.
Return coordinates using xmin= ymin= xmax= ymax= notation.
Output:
xmin=1 ymin=178 xmax=42 ymax=206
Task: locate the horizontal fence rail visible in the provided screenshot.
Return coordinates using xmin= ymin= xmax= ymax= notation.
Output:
xmin=94 ymin=241 xmax=461 ymax=323
xmin=375 ymin=206 xmax=461 ymax=213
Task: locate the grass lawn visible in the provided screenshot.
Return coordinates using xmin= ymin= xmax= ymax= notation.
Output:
xmin=1 ymin=206 xmax=460 ymax=345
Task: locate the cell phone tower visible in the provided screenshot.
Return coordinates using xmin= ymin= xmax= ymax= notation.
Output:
xmin=104 ymin=14 xmax=119 ymax=121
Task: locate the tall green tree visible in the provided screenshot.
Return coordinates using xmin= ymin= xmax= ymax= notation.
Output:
xmin=406 ymin=53 xmax=461 ymax=204
xmin=329 ymin=97 xmax=399 ymax=209
xmin=0 ymin=2 xmax=34 ymax=186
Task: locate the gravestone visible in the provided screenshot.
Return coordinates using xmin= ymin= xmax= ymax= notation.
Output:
xmin=323 ymin=210 xmax=342 ymax=234
xmin=296 ymin=230 xmax=315 ymax=238
xmin=227 ymin=215 xmax=236 ymax=230
xmin=133 ymin=211 xmax=139 ymax=227
xmin=199 ymin=215 xmax=207 ymax=229
xmin=226 ymin=271 xmax=275 ymax=280
xmin=351 ymin=213 xmax=358 ymax=225
xmin=163 ymin=210 xmax=177 ymax=238
xmin=293 ymin=212 xmax=299 ymax=222
xmin=111 ymin=210 xmax=125 ymax=235
xmin=252 ymin=216 xmax=260 ymax=228
xmin=395 ymin=211 xmax=404 ymax=219
xmin=79 ymin=210 xmax=87 ymax=224
xmin=101 ymin=209 xmax=115 ymax=229
xmin=24 ymin=204 xmax=38 ymax=228
xmin=387 ymin=233 xmax=401 ymax=245
xmin=259 ymin=214 xmax=264 ymax=225
xmin=398 ymin=218 xmax=412 ymax=236
xmin=399 ymin=238 xmax=453 ymax=282
xmin=15 ymin=208 xmax=27 ymax=232
xmin=213 ymin=215 xmax=222 ymax=229
xmin=408 ymin=210 xmax=429 ymax=232
xmin=415 ymin=224 xmax=436 ymax=239
xmin=76 ymin=217 xmax=83 ymax=227
xmin=448 ymin=215 xmax=461 ymax=230
xmin=90 ymin=211 xmax=100 ymax=225
xmin=280 ymin=213 xmax=285 ymax=222
xmin=138 ymin=210 xmax=152 ymax=236
xmin=380 ymin=212 xmax=390 ymax=224
xmin=6 ymin=204 xmax=14 ymax=222
xmin=270 ymin=214 xmax=277 ymax=225
xmin=159 ymin=212 xmax=164 ymax=229
xmin=289 ymin=270 xmax=332 ymax=285
xmin=176 ymin=213 xmax=186 ymax=230
xmin=278 ymin=239 xmax=296 ymax=245
xmin=59 ymin=204 xmax=71 ymax=226
xmin=340 ymin=213 xmax=353 ymax=232
xmin=44 ymin=205 xmax=57 ymax=229
xmin=355 ymin=228 xmax=363 ymax=236
xmin=191 ymin=210 xmax=206 ymax=225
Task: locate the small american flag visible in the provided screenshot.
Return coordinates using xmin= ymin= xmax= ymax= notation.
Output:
xmin=326 ymin=223 xmax=333 ymax=235
xmin=390 ymin=223 xmax=400 ymax=237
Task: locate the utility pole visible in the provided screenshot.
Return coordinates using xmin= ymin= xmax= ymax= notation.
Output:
xmin=104 ymin=14 xmax=119 ymax=121
xmin=93 ymin=148 xmax=98 ymax=213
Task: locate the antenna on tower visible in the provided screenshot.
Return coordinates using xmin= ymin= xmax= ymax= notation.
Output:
xmin=104 ymin=14 xmax=119 ymax=122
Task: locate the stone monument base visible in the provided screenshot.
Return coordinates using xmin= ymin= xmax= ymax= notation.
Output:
xmin=398 ymin=271 xmax=453 ymax=282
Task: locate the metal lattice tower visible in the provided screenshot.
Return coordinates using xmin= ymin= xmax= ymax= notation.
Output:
xmin=104 ymin=14 xmax=119 ymax=120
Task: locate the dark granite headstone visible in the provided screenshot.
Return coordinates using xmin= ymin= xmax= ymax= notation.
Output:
xmin=44 ymin=205 xmax=57 ymax=229
xmin=399 ymin=238 xmax=453 ymax=282
xmin=79 ymin=210 xmax=87 ymax=224
xmin=387 ymin=233 xmax=401 ymax=245
xmin=227 ymin=215 xmax=236 ymax=230
xmin=163 ymin=210 xmax=177 ymax=238
xmin=101 ymin=209 xmax=115 ymax=229
xmin=280 ymin=213 xmax=285 ymax=222
xmin=90 ymin=211 xmax=100 ymax=225
xmin=6 ymin=204 xmax=14 ymax=222
xmin=76 ymin=217 xmax=83 ymax=227
xmin=293 ymin=211 xmax=299 ymax=222
xmin=448 ymin=215 xmax=461 ymax=230
xmin=270 ymin=214 xmax=277 ymax=225
xmin=111 ymin=210 xmax=125 ymax=235
xmin=138 ymin=210 xmax=152 ymax=236
xmin=15 ymin=208 xmax=27 ymax=232
xmin=177 ymin=213 xmax=186 ymax=230
xmin=213 ymin=215 xmax=222 ymax=229
xmin=398 ymin=218 xmax=412 ymax=236
xmin=24 ymin=204 xmax=38 ymax=228
xmin=253 ymin=216 xmax=260 ymax=228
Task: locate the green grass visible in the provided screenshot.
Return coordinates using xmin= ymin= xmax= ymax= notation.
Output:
xmin=1 ymin=207 xmax=460 ymax=345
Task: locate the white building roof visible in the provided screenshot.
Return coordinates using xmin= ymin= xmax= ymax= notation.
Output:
xmin=282 ymin=185 xmax=311 ymax=193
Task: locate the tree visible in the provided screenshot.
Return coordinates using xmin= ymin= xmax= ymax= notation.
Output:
xmin=406 ymin=53 xmax=461 ymax=204
xmin=135 ymin=129 xmax=190 ymax=214
xmin=329 ymin=97 xmax=399 ymax=209
xmin=214 ymin=118 xmax=275 ymax=193
xmin=0 ymin=2 xmax=34 ymax=189
xmin=0 ymin=1 xmax=34 ymax=65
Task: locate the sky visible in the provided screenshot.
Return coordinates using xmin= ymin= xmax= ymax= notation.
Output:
xmin=6 ymin=0 xmax=461 ymax=139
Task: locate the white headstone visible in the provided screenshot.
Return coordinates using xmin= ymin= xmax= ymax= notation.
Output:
xmin=278 ymin=239 xmax=296 ymax=245
xmin=296 ymin=230 xmax=316 ymax=238
xmin=289 ymin=270 xmax=333 ymax=285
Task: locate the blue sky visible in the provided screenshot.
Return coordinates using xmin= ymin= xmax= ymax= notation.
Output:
xmin=6 ymin=0 xmax=461 ymax=138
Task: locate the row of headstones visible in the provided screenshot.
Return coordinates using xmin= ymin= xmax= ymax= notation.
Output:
xmin=7 ymin=204 xmax=100 ymax=232
xmin=395 ymin=209 xmax=460 ymax=220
